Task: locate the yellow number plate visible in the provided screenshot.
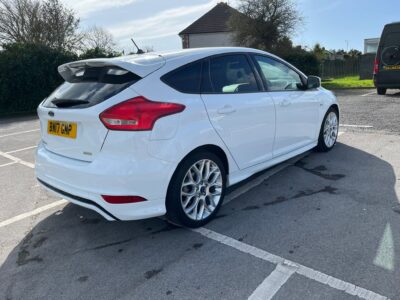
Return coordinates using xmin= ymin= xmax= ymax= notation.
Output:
xmin=47 ymin=120 xmax=77 ymax=139
xmin=383 ymin=65 xmax=400 ymax=70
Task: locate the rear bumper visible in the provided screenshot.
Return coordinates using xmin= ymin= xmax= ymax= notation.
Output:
xmin=374 ymin=83 xmax=400 ymax=89
xmin=35 ymin=142 xmax=176 ymax=221
xmin=374 ymin=75 xmax=400 ymax=88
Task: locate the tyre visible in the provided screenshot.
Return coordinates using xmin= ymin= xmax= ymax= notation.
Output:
xmin=166 ymin=151 xmax=227 ymax=228
xmin=315 ymin=107 xmax=339 ymax=152
xmin=377 ymin=88 xmax=387 ymax=95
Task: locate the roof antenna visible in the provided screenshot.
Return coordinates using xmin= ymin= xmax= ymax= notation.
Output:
xmin=131 ymin=38 xmax=145 ymax=54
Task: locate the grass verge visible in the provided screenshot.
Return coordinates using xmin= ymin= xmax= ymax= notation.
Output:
xmin=322 ymin=76 xmax=374 ymax=89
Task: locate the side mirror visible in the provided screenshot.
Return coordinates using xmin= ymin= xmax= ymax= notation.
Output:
xmin=307 ymin=76 xmax=321 ymax=89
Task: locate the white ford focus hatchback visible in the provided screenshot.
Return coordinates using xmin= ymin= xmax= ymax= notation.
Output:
xmin=36 ymin=47 xmax=339 ymax=227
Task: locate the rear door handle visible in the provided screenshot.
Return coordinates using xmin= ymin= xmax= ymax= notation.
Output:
xmin=217 ymin=105 xmax=236 ymax=115
xmin=280 ymin=99 xmax=291 ymax=107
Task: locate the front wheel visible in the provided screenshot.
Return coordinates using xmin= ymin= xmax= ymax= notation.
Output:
xmin=166 ymin=151 xmax=226 ymax=228
xmin=377 ymin=88 xmax=387 ymax=95
xmin=315 ymin=108 xmax=339 ymax=152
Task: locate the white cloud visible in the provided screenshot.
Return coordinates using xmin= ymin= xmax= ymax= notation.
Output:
xmin=66 ymin=0 xmax=140 ymax=17
xmin=108 ymin=0 xmax=221 ymax=42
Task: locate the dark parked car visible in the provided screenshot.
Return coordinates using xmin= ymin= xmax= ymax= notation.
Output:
xmin=374 ymin=22 xmax=400 ymax=95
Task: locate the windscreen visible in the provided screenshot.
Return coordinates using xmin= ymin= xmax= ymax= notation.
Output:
xmin=43 ymin=66 xmax=141 ymax=108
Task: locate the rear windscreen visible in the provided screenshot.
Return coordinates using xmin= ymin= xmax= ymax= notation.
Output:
xmin=43 ymin=66 xmax=141 ymax=108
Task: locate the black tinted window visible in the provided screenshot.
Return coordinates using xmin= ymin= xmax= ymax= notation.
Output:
xmin=162 ymin=61 xmax=202 ymax=94
xmin=201 ymin=60 xmax=213 ymax=93
xmin=43 ymin=66 xmax=140 ymax=109
xmin=209 ymin=55 xmax=259 ymax=93
xmin=383 ymin=32 xmax=400 ymax=46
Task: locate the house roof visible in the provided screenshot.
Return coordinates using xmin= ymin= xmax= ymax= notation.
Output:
xmin=179 ymin=2 xmax=237 ymax=35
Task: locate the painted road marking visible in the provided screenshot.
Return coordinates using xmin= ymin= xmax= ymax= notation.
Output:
xmin=0 ymin=199 xmax=68 ymax=229
xmin=6 ymin=145 xmax=37 ymax=154
xmin=340 ymin=124 xmax=374 ymax=129
xmin=248 ymin=264 xmax=296 ymax=300
xmin=0 ymin=151 xmax=34 ymax=168
xmin=361 ymin=91 xmax=376 ymax=97
xmin=0 ymin=128 xmax=40 ymax=139
xmin=0 ymin=161 xmax=17 ymax=168
xmin=338 ymin=131 xmax=345 ymax=136
xmin=193 ymin=227 xmax=388 ymax=300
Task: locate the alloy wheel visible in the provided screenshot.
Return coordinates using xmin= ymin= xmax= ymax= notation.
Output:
xmin=180 ymin=159 xmax=223 ymax=221
xmin=323 ymin=111 xmax=338 ymax=148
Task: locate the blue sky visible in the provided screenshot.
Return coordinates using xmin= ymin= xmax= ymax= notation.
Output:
xmin=65 ymin=0 xmax=400 ymax=53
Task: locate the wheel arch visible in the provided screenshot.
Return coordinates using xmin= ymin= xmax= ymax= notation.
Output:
xmin=330 ymin=104 xmax=339 ymax=119
xmin=175 ymin=144 xmax=229 ymax=176
xmin=166 ymin=144 xmax=229 ymax=197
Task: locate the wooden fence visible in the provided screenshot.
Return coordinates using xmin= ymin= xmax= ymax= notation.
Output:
xmin=319 ymin=58 xmax=360 ymax=79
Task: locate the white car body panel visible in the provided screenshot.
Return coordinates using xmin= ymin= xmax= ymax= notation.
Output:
xmin=201 ymin=92 xmax=275 ymax=169
xmin=35 ymin=47 xmax=339 ymax=221
xmin=270 ymin=90 xmax=321 ymax=157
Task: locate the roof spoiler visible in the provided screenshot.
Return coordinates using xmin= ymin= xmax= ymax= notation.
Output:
xmin=58 ymin=54 xmax=166 ymax=81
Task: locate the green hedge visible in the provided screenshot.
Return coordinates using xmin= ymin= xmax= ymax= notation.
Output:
xmin=282 ymin=52 xmax=321 ymax=77
xmin=0 ymin=43 xmax=77 ymax=116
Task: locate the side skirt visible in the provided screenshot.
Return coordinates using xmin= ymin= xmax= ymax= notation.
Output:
xmin=227 ymin=142 xmax=317 ymax=187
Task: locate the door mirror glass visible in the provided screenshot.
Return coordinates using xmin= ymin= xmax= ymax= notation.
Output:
xmin=307 ymin=76 xmax=321 ymax=89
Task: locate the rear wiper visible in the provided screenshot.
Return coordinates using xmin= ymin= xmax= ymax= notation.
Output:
xmin=51 ymin=99 xmax=90 ymax=108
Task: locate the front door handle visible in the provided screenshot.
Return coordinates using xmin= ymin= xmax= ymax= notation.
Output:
xmin=217 ymin=105 xmax=236 ymax=115
xmin=280 ymin=99 xmax=291 ymax=107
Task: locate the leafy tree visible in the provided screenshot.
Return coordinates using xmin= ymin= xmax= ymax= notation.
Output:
xmin=0 ymin=0 xmax=81 ymax=51
xmin=229 ymin=0 xmax=303 ymax=53
xmin=347 ymin=49 xmax=362 ymax=58
xmin=79 ymin=47 xmax=121 ymax=60
xmin=313 ymin=43 xmax=327 ymax=61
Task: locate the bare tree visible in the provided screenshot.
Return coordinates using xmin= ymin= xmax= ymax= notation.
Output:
xmin=229 ymin=0 xmax=303 ymax=53
xmin=82 ymin=25 xmax=115 ymax=52
xmin=0 ymin=0 xmax=81 ymax=51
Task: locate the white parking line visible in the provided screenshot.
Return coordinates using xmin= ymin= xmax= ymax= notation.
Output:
xmin=6 ymin=145 xmax=37 ymax=154
xmin=0 ymin=128 xmax=40 ymax=138
xmin=0 ymin=161 xmax=17 ymax=168
xmin=0 ymin=151 xmax=34 ymax=168
xmin=248 ymin=264 xmax=296 ymax=300
xmin=0 ymin=199 xmax=68 ymax=229
xmin=361 ymin=91 xmax=376 ymax=97
xmin=193 ymin=227 xmax=388 ymax=300
xmin=340 ymin=124 xmax=374 ymax=129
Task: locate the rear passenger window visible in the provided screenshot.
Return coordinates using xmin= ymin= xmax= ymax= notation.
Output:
xmin=162 ymin=61 xmax=202 ymax=94
xmin=209 ymin=55 xmax=259 ymax=93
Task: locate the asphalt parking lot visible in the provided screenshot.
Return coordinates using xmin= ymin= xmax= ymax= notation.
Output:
xmin=0 ymin=89 xmax=400 ymax=300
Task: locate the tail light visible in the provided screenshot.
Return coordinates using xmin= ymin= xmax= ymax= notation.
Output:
xmin=102 ymin=195 xmax=147 ymax=204
xmin=373 ymin=57 xmax=379 ymax=75
xmin=100 ymin=96 xmax=185 ymax=131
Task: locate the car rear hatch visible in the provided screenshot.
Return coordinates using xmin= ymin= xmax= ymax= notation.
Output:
xmin=378 ymin=31 xmax=400 ymax=84
xmin=38 ymin=54 xmax=165 ymax=162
